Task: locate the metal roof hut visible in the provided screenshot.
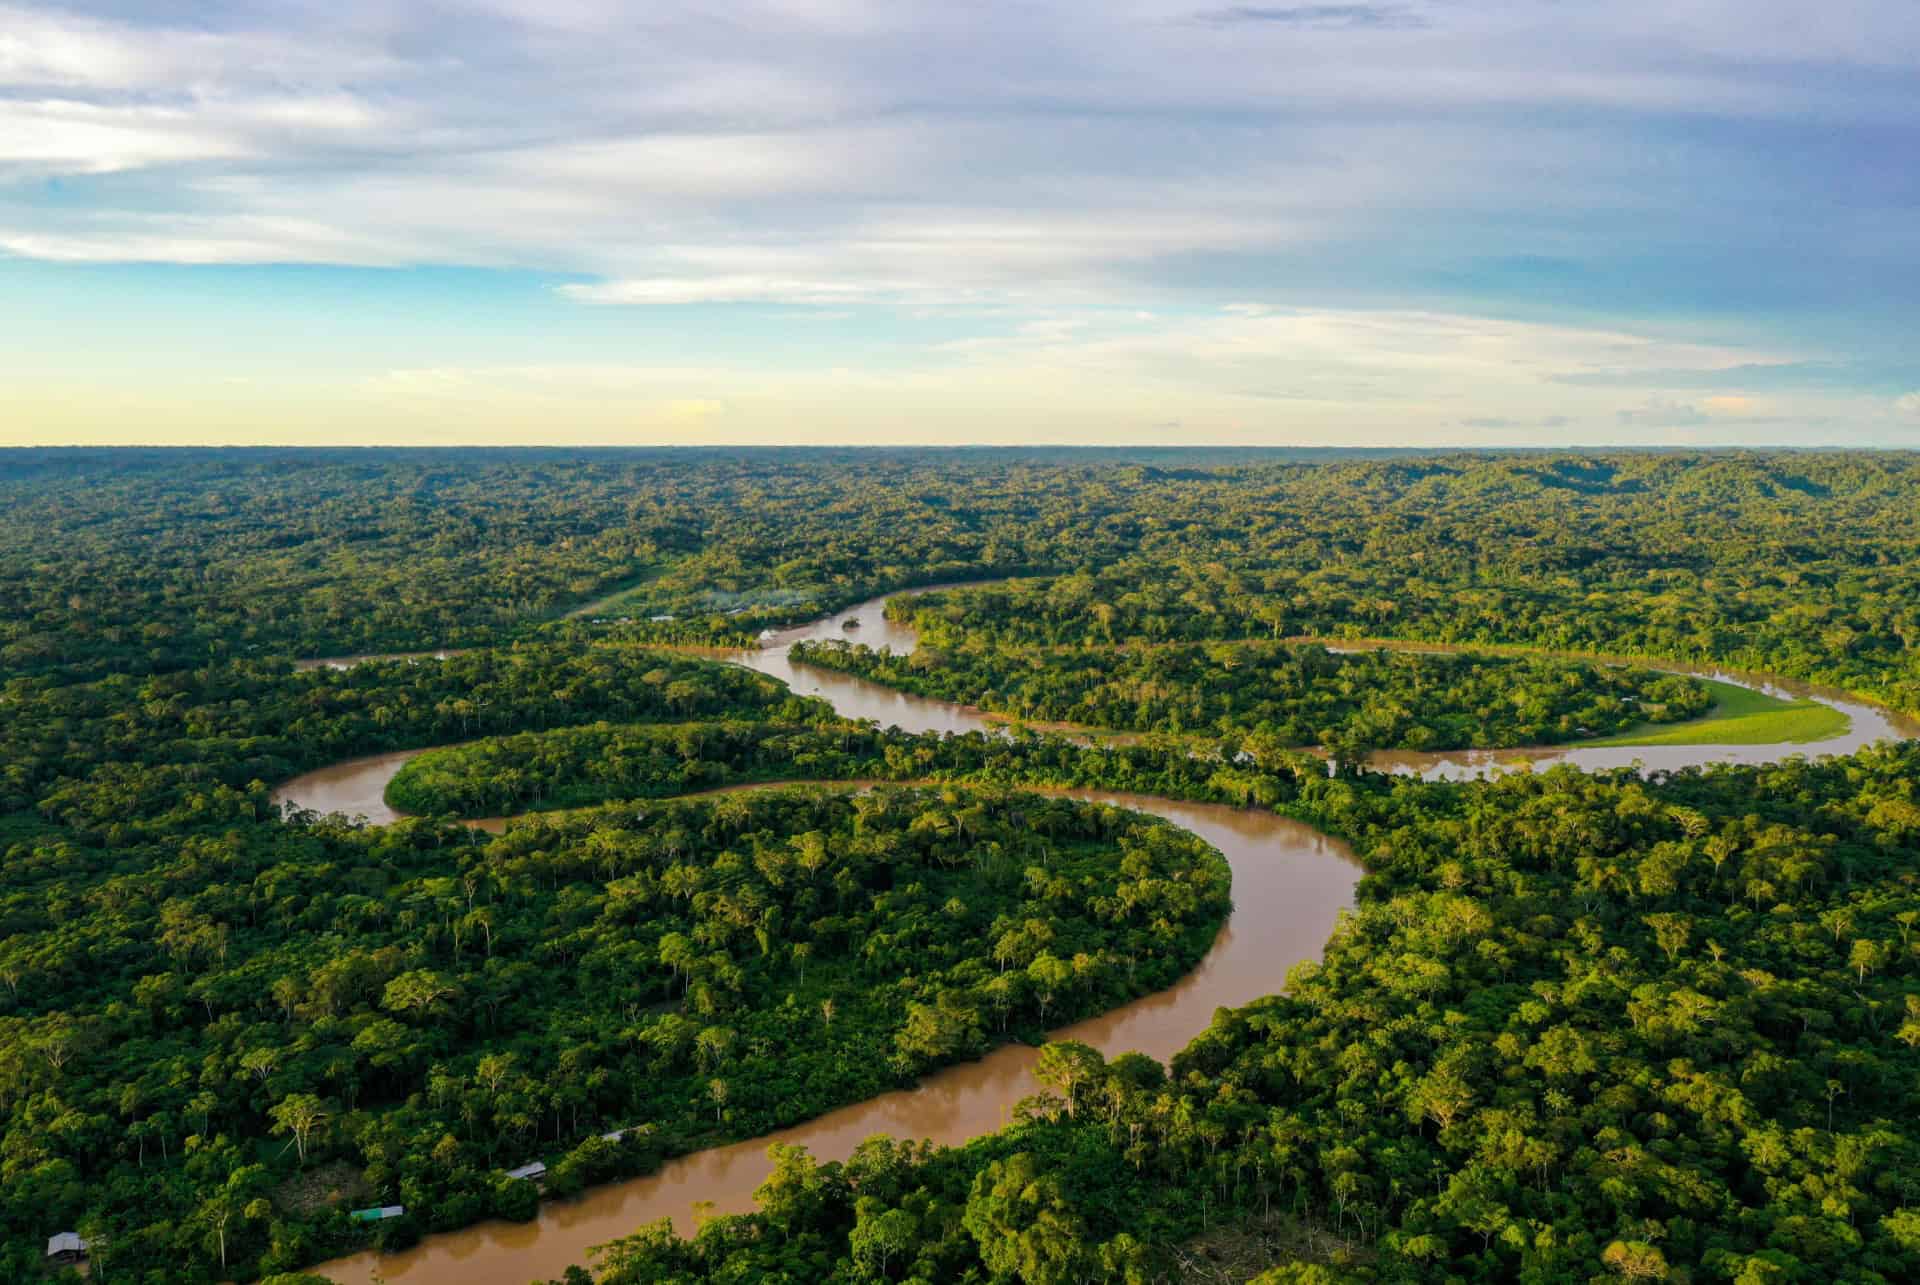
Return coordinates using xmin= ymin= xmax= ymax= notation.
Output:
xmin=46 ymin=1231 xmax=89 ymax=1264
xmin=506 ymin=1160 xmax=548 ymax=1184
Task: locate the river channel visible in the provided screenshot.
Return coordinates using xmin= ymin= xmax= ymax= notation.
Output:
xmin=284 ymin=588 xmax=1915 ymax=1283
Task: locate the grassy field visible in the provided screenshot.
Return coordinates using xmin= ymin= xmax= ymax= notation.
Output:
xmin=1590 ymin=678 xmax=1849 ymax=747
xmin=561 ymin=564 xmax=669 ymax=619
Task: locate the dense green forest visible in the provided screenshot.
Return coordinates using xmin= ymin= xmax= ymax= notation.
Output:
xmin=365 ymin=716 xmax=1920 ymax=1284
xmin=534 ymin=745 xmax=1920 ymax=1285
xmin=789 ymin=636 xmax=1710 ymax=752
xmin=1 ymin=448 xmax=1918 ymax=1283
xmin=388 ymin=720 xmax=889 ymax=816
xmin=0 ymin=766 xmax=1228 ymax=1280
xmin=1 ymin=643 xmax=820 ymax=835
xmin=7 ymin=449 xmax=1920 ymax=715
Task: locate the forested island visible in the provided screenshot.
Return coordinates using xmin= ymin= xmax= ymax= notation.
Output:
xmin=1 ymin=448 xmax=1916 ymax=1284
xmin=789 ymin=636 xmax=1711 ymax=752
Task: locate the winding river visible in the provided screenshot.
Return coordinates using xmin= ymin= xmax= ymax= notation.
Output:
xmin=284 ymin=590 xmax=1918 ymax=1284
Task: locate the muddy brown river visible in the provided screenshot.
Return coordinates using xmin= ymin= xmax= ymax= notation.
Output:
xmin=280 ymin=589 xmax=1916 ymax=1284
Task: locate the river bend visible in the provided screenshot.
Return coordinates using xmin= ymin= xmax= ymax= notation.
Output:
xmin=284 ymin=589 xmax=1915 ymax=1284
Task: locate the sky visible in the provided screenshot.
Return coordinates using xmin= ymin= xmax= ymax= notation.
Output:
xmin=4 ymin=0 xmax=1919 ymax=447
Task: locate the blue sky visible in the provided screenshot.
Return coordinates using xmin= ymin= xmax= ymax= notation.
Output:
xmin=4 ymin=0 xmax=1919 ymax=445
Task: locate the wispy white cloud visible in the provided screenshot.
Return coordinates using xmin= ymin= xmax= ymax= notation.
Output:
xmin=14 ymin=298 xmax=1915 ymax=446
xmin=0 ymin=4 xmax=411 ymax=91
xmin=0 ymin=213 xmax=420 ymax=264
xmin=0 ymin=100 xmax=247 ymax=174
xmin=2 ymin=0 xmax=1914 ymax=293
xmin=2 ymin=0 xmax=1918 ymax=444
xmin=348 ymin=306 xmax=1811 ymax=430
xmin=540 ymin=208 xmax=1299 ymax=309
xmin=1190 ymin=5 xmax=1428 ymax=30
xmin=0 ymin=93 xmax=398 ymax=177
xmin=561 ymin=276 xmax=889 ymax=305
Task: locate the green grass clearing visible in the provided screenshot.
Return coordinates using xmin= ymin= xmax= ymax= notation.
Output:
xmin=1588 ymin=678 xmax=1848 ymax=747
xmin=561 ymin=564 xmax=670 ymax=619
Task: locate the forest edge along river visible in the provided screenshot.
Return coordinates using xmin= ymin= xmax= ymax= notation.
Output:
xmin=279 ymin=588 xmax=1919 ymax=1285
xmin=299 ymin=789 xmax=1354 ymax=1285
xmin=282 ymin=592 xmax=1362 ymax=1285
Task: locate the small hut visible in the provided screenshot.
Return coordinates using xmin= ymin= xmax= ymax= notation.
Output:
xmin=348 ymin=1205 xmax=406 ymax=1223
xmin=505 ymin=1160 xmax=548 ymax=1185
xmin=47 ymin=1232 xmax=89 ymax=1265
